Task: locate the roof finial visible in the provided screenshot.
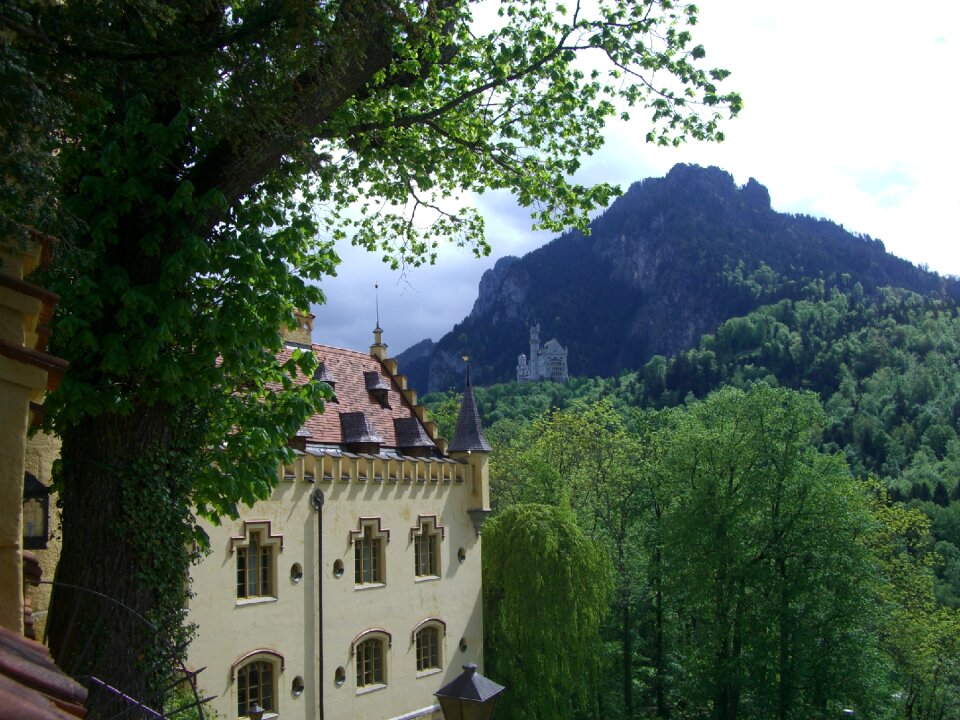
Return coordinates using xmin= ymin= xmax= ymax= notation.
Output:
xmin=370 ymin=284 xmax=387 ymax=359
xmin=462 ymin=354 xmax=471 ymax=387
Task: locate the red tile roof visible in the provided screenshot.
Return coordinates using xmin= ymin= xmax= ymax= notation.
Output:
xmin=279 ymin=344 xmax=436 ymax=451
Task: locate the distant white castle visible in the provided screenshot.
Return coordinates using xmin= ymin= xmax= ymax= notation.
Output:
xmin=516 ymin=322 xmax=569 ymax=383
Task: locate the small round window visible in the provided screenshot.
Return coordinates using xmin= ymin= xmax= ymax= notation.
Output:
xmin=290 ymin=563 xmax=303 ymax=583
xmin=291 ymin=675 xmax=305 ymax=697
xmin=334 ymin=666 xmax=346 ymax=687
xmin=333 ymin=559 xmax=344 ymax=578
xmin=457 ymin=547 xmax=466 ymax=563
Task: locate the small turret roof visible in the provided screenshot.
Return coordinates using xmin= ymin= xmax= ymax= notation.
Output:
xmin=449 ymin=380 xmax=491 ymax=453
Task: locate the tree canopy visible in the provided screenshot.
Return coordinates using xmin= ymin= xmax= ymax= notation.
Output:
xmin=462 ymin=385 xmax=960 ymax=720
xmin=483 ymin=503 xmax=613 ymax=719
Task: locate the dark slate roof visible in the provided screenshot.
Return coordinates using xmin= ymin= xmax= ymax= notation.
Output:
xmin=448 ymin=384 xmax=491 ymax=453
xmin=394 ymin=417 xmax=436 ymax=449
xmin=339 ymin=412 xmax=383 ymax=445
xmin=313 ymin=361 xmax=337 ymax=384
xmin=363 ymin=371 xmax=391 ymax=392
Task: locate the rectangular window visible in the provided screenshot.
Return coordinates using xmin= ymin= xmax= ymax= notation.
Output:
xmin=237 ymin=534 xmax=273 ymax=598
xmin=416 ymin=627 xmax=440 ymax=672
xmin=356 ymin=638 xmax=384 ymax=687
xmin=414 ymin=532 xmax=438 ymax=577
xmin=355 ymin=526 xmax=383 ymax=584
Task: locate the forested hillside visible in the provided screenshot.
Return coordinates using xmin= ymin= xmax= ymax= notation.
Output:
xmin=422 ymin=282 xmax=960 ymax=720
xmin=402 ymin=164 xmax=958 ymax=391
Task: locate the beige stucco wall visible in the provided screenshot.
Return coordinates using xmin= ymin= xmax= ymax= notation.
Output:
xmin=23 ymin=430 xmax=63 ymax=638
xmin=189 ymin=474 xmax=317 ymax=720
xmin=0 ymin=370 xmax=31 ymax=632
xmin=189 ymin=453 xmax=485 ymax=720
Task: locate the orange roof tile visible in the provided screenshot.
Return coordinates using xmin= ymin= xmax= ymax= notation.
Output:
xmin=279 ymin=344 xmax=436 ymax=452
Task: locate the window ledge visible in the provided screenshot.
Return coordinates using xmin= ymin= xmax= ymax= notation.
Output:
xmin=416 ymin=668 xmax=443 ymax=679
xmin=236 ymin=596 xmax=278 ymax=607
xmin=357 ymin=683 xmax=387 ymax=696
xmin=414 ymin=575 xmax=440 ymax=583
xmin=354 ymin=582 xmax=386 ymax=591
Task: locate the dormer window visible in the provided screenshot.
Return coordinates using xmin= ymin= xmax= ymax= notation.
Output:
xmin=289 ymin=425 xmax=310 ymax=453
xmin=314 ymin=361 xmax=337 ymax=395
xmin=364 ymin=371 xmax=391 ymax=408
xmin=394 ymin=418 xmax=435 ymax=457
xmin=340 ymin=412 xmax=383 ymax=455
xmin=314 ymin=361 xmax=336 ymax=383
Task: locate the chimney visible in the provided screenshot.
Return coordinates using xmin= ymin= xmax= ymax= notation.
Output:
xmin=282 ymin=310 xmax=314 ymax=345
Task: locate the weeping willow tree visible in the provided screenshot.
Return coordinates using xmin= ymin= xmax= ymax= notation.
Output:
xmin=483 ymin=503 xmax=613 ymax=719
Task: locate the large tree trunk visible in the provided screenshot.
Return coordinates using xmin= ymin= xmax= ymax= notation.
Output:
xmin=48 ymin=405 xmax=194 ymax=718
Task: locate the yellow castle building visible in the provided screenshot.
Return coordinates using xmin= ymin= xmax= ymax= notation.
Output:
xmin=187 ymin=314 xmax=492 ymax=720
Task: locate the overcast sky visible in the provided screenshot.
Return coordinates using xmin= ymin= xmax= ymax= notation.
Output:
xmin=312 ymin=0 xmax=960 ymax=355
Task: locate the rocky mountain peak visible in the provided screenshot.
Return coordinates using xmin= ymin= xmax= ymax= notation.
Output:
xmin=395 ymin=163 xmax=955 ymax=392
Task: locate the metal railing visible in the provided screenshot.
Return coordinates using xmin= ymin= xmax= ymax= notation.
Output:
xmin=34 ymin=579 xmax=215 ymax=720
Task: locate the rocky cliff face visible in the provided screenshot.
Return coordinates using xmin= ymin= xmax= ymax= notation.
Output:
xmin=469 ymin=256 xmax=523 ymax=321
xmin=397 ymin=164 xmax=957 ymax=391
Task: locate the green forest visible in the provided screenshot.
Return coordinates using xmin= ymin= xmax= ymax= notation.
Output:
xmin=423 ymin=281 xmax=960 ymax=720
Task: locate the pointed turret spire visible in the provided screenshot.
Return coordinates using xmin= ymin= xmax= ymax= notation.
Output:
xmin=370 ymin=286 xmax=388 ymax=360
xmin=449 ymin=361 xmax=491 ymax=453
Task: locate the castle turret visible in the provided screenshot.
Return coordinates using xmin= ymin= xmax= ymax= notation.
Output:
xmin=529 ymin=323 xmax=541 ymax=381
xmin=449 ymin=368 xmax=492 ymax=534
xmin=516 ymin=353 xmax=529 ymax=383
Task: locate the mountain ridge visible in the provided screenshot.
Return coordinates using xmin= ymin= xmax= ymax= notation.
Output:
xmin=397 ymin=164 xmax=957 ymax=391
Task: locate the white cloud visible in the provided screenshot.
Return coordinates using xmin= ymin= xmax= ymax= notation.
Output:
xmin=313 ymin=0 xmax=960 ymax=354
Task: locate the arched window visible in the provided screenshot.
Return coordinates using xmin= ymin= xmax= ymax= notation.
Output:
xmin=232 ymin=650 xmax=283 ymax=718
xmin=237 ymin=661 xmax=274 ymax=717
xmin=411 ymin=618 xmax=446 ymax=674
xmin=415 ymin=626 xmax=441 ymax=673
xmin=356 ymin=637 xmax=384 ymax=687
xmin=351 ymin=629 xmax=391 ymax=690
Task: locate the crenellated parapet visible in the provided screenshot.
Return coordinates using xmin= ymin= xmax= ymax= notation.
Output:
xmin=280 ymin=448 xmax=467 ymax=486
